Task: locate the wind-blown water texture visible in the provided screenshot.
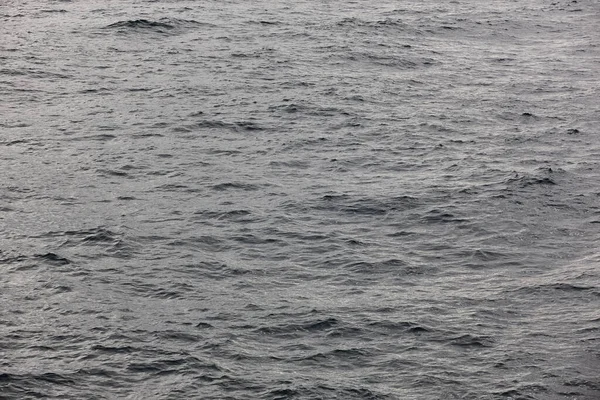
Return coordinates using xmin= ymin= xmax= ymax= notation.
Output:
xmin=1 ymin=0 xmax=600 ymax=398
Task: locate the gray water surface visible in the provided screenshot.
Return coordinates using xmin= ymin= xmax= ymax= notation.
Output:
xmin=1 ymin=0 xmax=600 ymax=398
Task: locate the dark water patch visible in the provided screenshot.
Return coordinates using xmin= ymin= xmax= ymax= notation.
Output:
xmin=520 ymin=112 xmax=539 ymax=120
xmin=172 ymin=125 xmax=193 ymax=133
xmin=342 ymin=258 xmax=410 ymax=275
xmin=231 ymin=51 xmax=264 ymax=58
xmin=0 ymin=372 xmax=14 ymax=382
xmin=446 ymin=334 xmax=494 ymax=348
xmin=468 ymin=249 xmax=508 ymax=262
xmin=155 ymin=330 xmax=199 ymax=343
xmin=42 ymin=227 xmax=121 ymax=243
xmin=169 ymin=236 xmax=230 ymax=253
xmin=42 ymin=283 xmax=73 ymax=294
xmin=119 ymin=281 xmax=187 ymax=299
xmin=269 ymin=159 xmax=311 ymax=169
xmin=187 ymin=111 xmax=204 ymax=117
xmin=33 ymin=372 xmax=76 ymax=385
xmin=493 ymin=389 xmax=538 ymax=399
xmin=183 ymin=261 xmax=254 ymax=280
xmin=298 ymin=347 xmax=370 ymax=362
xmin=336 ymin=17 xmax=410 ymax=31
xmin=421 ymin=208 xmax=466 ymax=224
xmin=552 ymin=282 xmax=598 ymax=292
xmin=1 ymin=13 xmax=26 ymax=19
xmin=234 ymin=120 xmax=265 ymax=131
xmin=190 ymin=235 xmax=230 ymax=249
xmin=210 ymin=182 xmax=263 ymax=191
xmin=230 ymin=234 xmax=281 ymax=246
xmin=11 ymin=263 xmax=41 ymax=273
xmin=535 ymin=166 xmax=566 ymax=175
xmin=246 ymin=19 xmax=281 ymax=26
xmin=264 ymin=384 xmax=394 ymax=400
xmin=35 ymin=253 xmax=71 ymax=265
xmin=262 ymin=387 xmax=300 ymax=399
xmin=153 ymin=183 xmax=201 ymax=193
xmin=97 ymin=125 xmax=120 ymax=132
xmin=313 ymin=194 xmax=421 ymax=215
xmin=0 ymin=372 xmax=77 ymax=398
xmin=91 ymin=344 xmax=136 ymax=354
xmin=177 ymin=119 xmax=265 ymax=132
xmin=278 ymin=231 xmax=329 ymax=242
xmin=193 ymin=147 xmax=239 ymax=156
xmin=3 ymin=139 xmax=29 ymax=146
xmin=189 ymin=120 xmax=231 ymax=129
xmin=42 ymin=227 xmax=134 ymax=258
xmin=96 ymin=168 xmax=130 ymax=178
xmin=325 ymin=325 xmax=366 ymax=338
xmin=0 ymin=68 xmax=71 ymax=80
xmin=78 ymin=88 xmax=112 ymax=95
xmin=126 ymin=355 xmax=222 ymax=374
xmin=75 ymin=368 xmax=118 ymax=380
xmin=40 ymin=9 xmax=68 ymax=13
xmin=505 ymin=172 xmax=556 ymax=187
xmin=103 ymin=18 xmax=204 ymax=35
xmin=345 ymin=238 xmax=368 ymax=246
xmin=256 ymin=317 xmax=340 ymax=336
xmin=125 ymin=87 xmax=153 ymax=93
xmin=339 ymin=50 xmax=421 ymax=69
xmin=150 ymin=122 xmax=172 ymax=129
xmin=268 ymin=102 xmax=307 ymax=114
xmin=195 ymin=209 xmax=255 ymax=222
xmin=368 ymin=320 xmax=432 ymax=335
xmin=562 ymin=378 xmax=600 ymax=391
xmin=439 ymin=24 xmax=461 ymax=31
xmin=68 ymin=133 xmax=116 ymax=142
xmin=514 ymin=282 xmax=597 ymax=295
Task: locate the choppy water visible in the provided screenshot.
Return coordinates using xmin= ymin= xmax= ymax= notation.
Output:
xmin=1 ymin=0 xmax=600 ymax=398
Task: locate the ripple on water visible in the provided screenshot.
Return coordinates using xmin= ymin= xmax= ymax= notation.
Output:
xmin=1 ymin=0 xmax=600 ymax=399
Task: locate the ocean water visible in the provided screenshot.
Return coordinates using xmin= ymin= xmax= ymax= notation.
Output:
xmin=1 ymin=0 xmax=599 ymax=398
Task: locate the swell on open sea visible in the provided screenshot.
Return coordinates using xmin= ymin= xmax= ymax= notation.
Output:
xmin=1 ymin=0 xmax=599 ymax=399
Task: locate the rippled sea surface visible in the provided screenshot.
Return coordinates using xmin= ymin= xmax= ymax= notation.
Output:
xmin=2 ymin=0 xmax=600 ymax=398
